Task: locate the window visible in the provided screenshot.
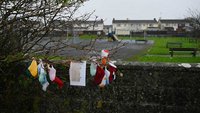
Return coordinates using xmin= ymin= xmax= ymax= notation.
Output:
xmin=117 ymin=24 xmax=121 ymax=27
xmin=95 ymin=24 xmax=98 ymax=27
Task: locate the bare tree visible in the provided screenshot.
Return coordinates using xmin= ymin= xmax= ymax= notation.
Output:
xmin=187 ymin=9 xmax=200 ymax=38
xmin=0 ymin=0 xmax=127 ymax=65
xmin=0 ymin=0 xmax=92 ymax=62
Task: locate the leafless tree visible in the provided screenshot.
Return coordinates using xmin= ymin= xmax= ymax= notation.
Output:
xmin=0 ymin=0 xmax=94 ymax=62
xmin=187 ymin=9 xmax=200 ymax=38
xmin=0 ymin=0 xmax=126 ymax=65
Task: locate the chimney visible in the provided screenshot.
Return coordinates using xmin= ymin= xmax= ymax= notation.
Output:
xmin=112 ymin=18 xmax=115 ymax=23
xmin=154 ymin=18 xmax=157 ymax=22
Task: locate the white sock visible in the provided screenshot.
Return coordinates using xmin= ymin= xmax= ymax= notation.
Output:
xmin=42 ymin=82 xmax=49 ymax=91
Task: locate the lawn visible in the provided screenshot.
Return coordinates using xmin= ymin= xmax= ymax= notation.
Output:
xmin=147 ymin=37 xmax=199 ymax=55
xmin=124 ymin=37 xmax=200 ymax=63
xmin=79 ymin=34 xmax=99 ymax=39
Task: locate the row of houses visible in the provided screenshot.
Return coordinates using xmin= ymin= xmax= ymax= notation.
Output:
xmin=108 ymin=18 xmax=191 ymax=36
xmin=50 ymin=18 xmax=192 ymax=36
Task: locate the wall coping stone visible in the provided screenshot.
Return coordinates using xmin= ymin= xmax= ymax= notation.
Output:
xmin=115 ymin=61 xmax=200 ymax=68
xmin=43 ymin=60 xmax=200 ymax=69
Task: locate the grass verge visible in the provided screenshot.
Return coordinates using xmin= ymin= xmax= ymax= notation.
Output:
xmin=126 ymin=37 xmax=200 ymax=63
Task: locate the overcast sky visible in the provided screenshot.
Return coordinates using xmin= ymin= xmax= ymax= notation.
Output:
xmin=78 ymin=0 xmax=200 ymax=24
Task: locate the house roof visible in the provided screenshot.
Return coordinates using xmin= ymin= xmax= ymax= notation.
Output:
xmin=80 ymin=19 xmax=104 ymax=24
xmin=112 ymin=19 xmax=157 ymax=24
xmin=104 ymin=25 xmax=112 ymax=28
xmin=53 ymin=19 xmax=104 ymax=25
xmin=159 ymin=19 xmax=189 ymax=23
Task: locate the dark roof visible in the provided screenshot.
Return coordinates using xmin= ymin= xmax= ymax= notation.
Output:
xmin=159 ymin=19 xmax=189 ymax=23
xmin=112 ymin=19 xmax=157 ymax=24
xmin=81 ymin=19 xmax=104 ymax=24
xmin=104 ymin=25 xmax=112 ymax=28
xmin=53 ymin=19 xmax=103 ymax=25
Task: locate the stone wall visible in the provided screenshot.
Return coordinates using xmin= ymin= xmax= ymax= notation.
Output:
xmin=1 ymin=62 xmax=200 ymax=113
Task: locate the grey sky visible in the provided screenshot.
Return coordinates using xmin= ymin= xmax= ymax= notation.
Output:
xmin=78 ymin=0 xmax=200 ymax=24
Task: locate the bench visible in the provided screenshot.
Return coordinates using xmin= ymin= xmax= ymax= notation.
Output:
xmin=135 ymin=39 xmax=147 ymax=44
xmin=166 ymin=42 xmax=182 ymax=48
xmin=169 ymin=48 xmax=198 ymax=57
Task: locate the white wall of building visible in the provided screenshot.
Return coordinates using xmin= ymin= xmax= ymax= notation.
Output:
xmin=113 ymin=22 xmax=158 ymax=35
xmin=86 ymin=23 xmax=104 ymax=31
xmin=74 ymin=22 xmax=104 ymax=31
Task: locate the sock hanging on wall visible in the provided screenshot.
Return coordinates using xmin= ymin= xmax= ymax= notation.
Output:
xmin=53 ymin=76 xmax=64 ymax=89
xmin=38 ymin=60 xmax=49 ymax=91
xmin=48 ymin=65 xmax=56 ymax=81
xmin=28 ymin=59 xmax=38 ymax=78
xmin=108 ymin=63 xmax=117 ymax=83
xmin=90 ymin=62 xmax=97 ymax=76
xmin=94 ymin=66 xmax=105 ymax=85
xmin=48 ymin=65 xmax=63 ymax=89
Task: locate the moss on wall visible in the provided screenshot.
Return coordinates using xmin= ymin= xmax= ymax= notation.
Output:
xmin=1 ymin=62 xmax=200 ymax=113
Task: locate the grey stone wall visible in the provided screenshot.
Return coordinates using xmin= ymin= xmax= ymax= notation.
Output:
xmin=1 ymin=62 xmax=200 ymax=113
xmin=115 ymin=62 xmax=200 ymax=113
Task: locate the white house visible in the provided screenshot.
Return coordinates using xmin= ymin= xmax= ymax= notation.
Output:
xmin=74 ymin=19 xmax=104 ymax=35
xmin=50 ymin=19 xmax=104 ymax=36
xmin=112 ymin=18 xmax=158 ymax=36
xmin=158 ymin=19 xmax=191 ymax=31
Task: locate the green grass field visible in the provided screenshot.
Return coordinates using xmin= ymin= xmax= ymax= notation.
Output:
xmin=79 ymin=34 xmax=99 ymax=39
xmin=147 ymin=37 xmax=199 ymax=55
xmin=68 ymin=36 xmax=200 ymax=63
xmin=124 ymin=37 xmax=200 ymax=63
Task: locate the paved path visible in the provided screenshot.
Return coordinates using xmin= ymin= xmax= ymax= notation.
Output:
xmin=35 ymin=37 xmax=153 ymax=60
xmin=36 ymin=37 xmax=154 ymax=60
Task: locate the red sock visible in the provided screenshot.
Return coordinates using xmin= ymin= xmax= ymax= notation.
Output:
xmin=53 ymin=76 xmax=64 ymax=89
xmin=109 ymin=64 xmax=117 ymax=83
xmin=94 ymin=66 xmax=105 ymax=85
